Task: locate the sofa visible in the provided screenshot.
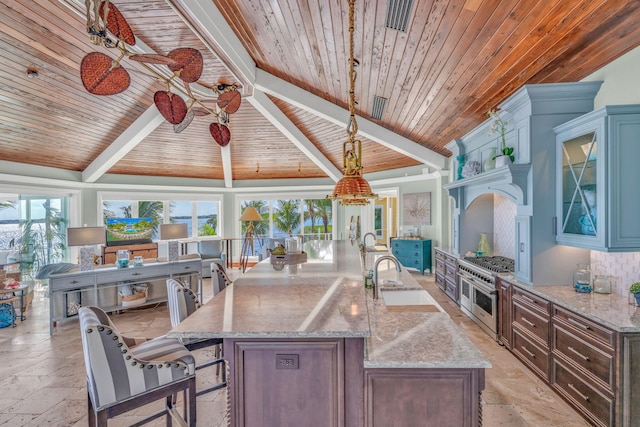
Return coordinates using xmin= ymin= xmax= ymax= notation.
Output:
xmin=197 ymin=240 xmax=226 ymax=278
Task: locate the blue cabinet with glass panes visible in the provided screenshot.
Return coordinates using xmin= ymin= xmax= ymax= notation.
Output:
xmin=554 ymin=105 xmax=640 ymax=251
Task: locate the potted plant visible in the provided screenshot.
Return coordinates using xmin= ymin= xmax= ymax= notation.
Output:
xmin=630 ymin=282 xmax=640 ymax=306
xmin=488 ymin=109 xmax=514 ymax=167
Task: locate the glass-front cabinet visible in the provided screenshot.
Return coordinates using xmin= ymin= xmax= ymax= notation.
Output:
xmin=554 ymin=105 xmax=640 ymax=251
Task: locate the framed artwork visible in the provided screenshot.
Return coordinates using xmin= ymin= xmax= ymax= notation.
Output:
xmin=402 ymin=192 xmax=431 ymax=226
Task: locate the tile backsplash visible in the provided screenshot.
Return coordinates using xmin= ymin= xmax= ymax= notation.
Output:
xmin=493 ymin=194 xmax=516 ymax=258
xmin=591 ymin=251 xmax=640 ymax=295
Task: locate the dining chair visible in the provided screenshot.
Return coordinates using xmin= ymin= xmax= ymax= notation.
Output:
xmin=211 ymin=261 xmax=232 ymax=296
xmin=166 ymin=278 xmax=227 ymax=396
xmin=78 ymin=306 xmax=196 ymax=426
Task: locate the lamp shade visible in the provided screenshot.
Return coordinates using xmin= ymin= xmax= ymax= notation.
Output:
xmin=239 ymin=206 xmax=263 ymax=222
xmin=160 ymin=223 xmax=188 ymax=240
xmin=67 ymin=226 xmax=106 ymax=247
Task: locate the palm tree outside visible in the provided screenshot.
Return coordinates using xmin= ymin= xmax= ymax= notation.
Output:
xmin=273 ymin=200 xmax=301 ymax=236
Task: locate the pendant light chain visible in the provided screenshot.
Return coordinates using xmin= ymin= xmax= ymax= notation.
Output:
xmin=347 ymin=0 xmax=358 ymax=141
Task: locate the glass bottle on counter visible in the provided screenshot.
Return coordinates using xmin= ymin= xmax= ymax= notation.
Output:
xmin=573 ymin=263 xmax=592 ymax=293
xmin=593 ymin=275 xmax=611 ymax=294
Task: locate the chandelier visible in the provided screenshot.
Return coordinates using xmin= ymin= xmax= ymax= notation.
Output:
xmin=79 ymin=0 xmax=240 ymax=147
xmin=327 ymin=0 xmax=377 ymax=206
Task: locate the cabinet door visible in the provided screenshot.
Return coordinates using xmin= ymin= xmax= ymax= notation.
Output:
xmin=498 ymin=278 xmax=512 ymax=349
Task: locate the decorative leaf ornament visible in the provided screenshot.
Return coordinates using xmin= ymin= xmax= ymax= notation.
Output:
xmin=80 ymin=52 xmax=130 ymax=95
xmin=210 ymin=123 xmax=231 ymax=147
xmin=98 ymin=1 xmax=135 ymax=46
xmin=154 ymin=91 xmax=187 ymax=125
xmin=217 ymin=90 xmax=241 ymax=114
xmin=167 ymin=48 xmax=203 ymax=83
xmin=174 ymin=109 xmax=195 ymax=133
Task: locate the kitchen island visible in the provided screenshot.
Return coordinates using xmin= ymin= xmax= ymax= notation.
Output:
xmin=169 ymin=240 xmax=489 ymax=427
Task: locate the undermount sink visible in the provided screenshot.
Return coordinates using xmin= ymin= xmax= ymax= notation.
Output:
xmin=381 ymin=289 xmax=438 ymax=306
xmin=365 ymin=245 xmax=389 ymax=252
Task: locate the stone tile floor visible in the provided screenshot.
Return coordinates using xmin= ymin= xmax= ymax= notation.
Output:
xmin=0 ymin=271 xmax=589 ymax=426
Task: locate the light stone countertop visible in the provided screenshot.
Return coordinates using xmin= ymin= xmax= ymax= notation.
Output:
xmin=169 ymin=240 xmax=490 ymax=369
xmin=500 ymin=274 xmax=640 ymax=332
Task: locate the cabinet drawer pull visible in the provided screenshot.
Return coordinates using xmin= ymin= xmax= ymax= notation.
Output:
xmin=131 ymin=272 xmax=141 ymax=276
xmin=521 ymin=345 xmax=535 ymax=358
xmin=567 ymin=383 xmax=589 ymax=401
xmin=521 ymin=295 xmax=535 ymax=304
xmin=521 ymin=316 xmax=536 ymax=328
xmin=567 ymin=346 xmax=590 ymax=361
xmin=70 ymin=280 xmax=78 ymax=284
xmin=568 ymin=317 xmax=590 ymax=330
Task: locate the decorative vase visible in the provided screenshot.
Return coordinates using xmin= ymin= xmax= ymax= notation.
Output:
xmin=477 ymin=232 xmax=491 ymax=257
xmin=573 ymin=263 xmax=592 ymax=293
xmin=456 ymin=155 xmax=465 ymax=180
xmin=494 ymin=155 xmax=511 ymax=168
xmin=483 ymin=148 xmax=496 ymax=172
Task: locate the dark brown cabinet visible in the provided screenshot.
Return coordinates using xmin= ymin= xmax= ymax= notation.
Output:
xmin=497 ymin=277 xmax=512 ymax=349
xmin=505 ymin=283 xmax=640 ymax=427
xmin=435 ymin=248 xmax=458 ymax=304
xmin=101 ymin=242 xmax=158 ymax=265
xmin=364 ymin=368 xmax=484 ymax=427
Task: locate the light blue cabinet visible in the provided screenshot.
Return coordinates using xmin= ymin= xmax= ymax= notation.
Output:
xmin=555 ymin=105 xmax=640 ymax=251
xmin=391 ymin=238 xmax=432 ymax=275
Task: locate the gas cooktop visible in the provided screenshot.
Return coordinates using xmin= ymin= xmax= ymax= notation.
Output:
xmin=462 ymin=256 xmax=515 ymax=273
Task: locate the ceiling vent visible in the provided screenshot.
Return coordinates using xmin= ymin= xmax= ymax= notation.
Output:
xmin=371 ymin=96 xmax=388 ymax=120
xmin=385 ymin=0 xmax=414 ymax=32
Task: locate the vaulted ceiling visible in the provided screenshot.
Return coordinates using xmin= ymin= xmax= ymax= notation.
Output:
xmin=2 ymin=0 xmax=640 ymax=187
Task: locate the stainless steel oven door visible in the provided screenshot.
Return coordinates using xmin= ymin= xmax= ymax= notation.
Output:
xmin=471 ymin=283 xmax=497 ymax=334
xmin=459 ymin=275 xmax=472 ymax=313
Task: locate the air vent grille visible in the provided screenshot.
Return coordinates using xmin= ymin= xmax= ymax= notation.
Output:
xmin=385 ymin=0 xmax=414 ymax=32
xmin=371 ymin=96 xmax=388 ymax=120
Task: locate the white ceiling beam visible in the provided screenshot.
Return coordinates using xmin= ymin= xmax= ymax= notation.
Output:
xmin=82 ymin=105 xmax=165 ymax=183
xmin=168 ymin=0 xmax=256 ymax=88
xmin=247 ymin=90 xmax=342 ymax=182
xmin=221 ymin=145 xmax=233 ymax=188
xmin=254 ymin=70 xmax=446 ymax=171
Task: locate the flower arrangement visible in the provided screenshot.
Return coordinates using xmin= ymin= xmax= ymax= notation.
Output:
xmin=488 ymin=109 xmax=514 ymax=162
xmin=630 ymin=282 xmax=640 ymax=295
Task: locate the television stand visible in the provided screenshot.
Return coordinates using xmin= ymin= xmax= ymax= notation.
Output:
xmin=102 ymin=243 xmax=158 ymax=265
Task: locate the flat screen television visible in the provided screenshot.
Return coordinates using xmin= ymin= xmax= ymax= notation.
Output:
xmin=105 ymin=218 xmax=154 ymax=246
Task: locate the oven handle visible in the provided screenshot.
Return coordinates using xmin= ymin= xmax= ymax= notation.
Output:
xmin=459 ymin=271 xmax=497 ymax=295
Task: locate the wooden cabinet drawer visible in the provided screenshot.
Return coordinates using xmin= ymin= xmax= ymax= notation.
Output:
xmin=435 ymin=250 xmax=445 ymax=263
xmin=445 ymin=263 xmax=457 ymax=281
xmin=513 ymin=287 xmax=550 ymax=314
xmin=553 ymin=306 xmax=615 ymax=348
xmin=513 ymin=301 xmax=549 ymax=344
xmin=513 ymin=329 xmax=550 ymax=380
xmin=435 ymin=273 xmax=445 ymax=291
xmin=552 ymin=360 xmax=614 ymax=427
xmin=171 ymin=262 xmax=200 ymax=276
xmin=50 ymin=275 xmax=94 ymax=291
xmin=444 ymin=279 xmax=457 ymax=302
xmin=435 ymin=260 xmax=445 ymax=276
xmin=552 ymin=325 xmax=614 ymax=390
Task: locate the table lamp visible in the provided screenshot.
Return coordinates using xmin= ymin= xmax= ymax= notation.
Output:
xmin=160 ymin=223 xmax=188 ymax=262
xmin=239 ymin=206 xmax=263 ymax=272
xmin=67 ymin=226 xmax=106 ymax=271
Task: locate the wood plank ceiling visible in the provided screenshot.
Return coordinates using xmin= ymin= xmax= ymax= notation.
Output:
xmin=1 ymin=0 xmax=640 ymax=184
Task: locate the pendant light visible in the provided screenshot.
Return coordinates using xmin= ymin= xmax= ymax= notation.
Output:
xmin=327 ymin=0 xmax=377 ymax=206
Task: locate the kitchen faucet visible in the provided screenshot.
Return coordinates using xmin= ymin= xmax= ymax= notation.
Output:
xmin=362 ymin=232 xmax=377 ymax=250
xmin=372 ymin=255 xmax=402 ymax=299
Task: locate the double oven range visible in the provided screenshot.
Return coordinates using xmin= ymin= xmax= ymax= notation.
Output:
xmin=458 ymin=256 xmax=514 ymax=341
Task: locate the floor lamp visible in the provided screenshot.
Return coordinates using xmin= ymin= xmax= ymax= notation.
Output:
xmin=239 ymin=207 xmax=263 ymax=272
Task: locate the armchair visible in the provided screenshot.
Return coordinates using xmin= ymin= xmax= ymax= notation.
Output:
xmin=78 ymin=306 xmax=196 ymax=426
xmin=197 ymin=240 xmax=226 ymax=278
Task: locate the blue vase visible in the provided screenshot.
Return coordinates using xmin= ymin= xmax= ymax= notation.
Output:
xmin=456 ymin=155 xmax=465 ymax=180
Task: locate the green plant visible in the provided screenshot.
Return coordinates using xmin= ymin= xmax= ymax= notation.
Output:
xmin=488 ymin=109 xmax=514 ymax=162
xmin=629 ymin=282 xmax=640 ymax=294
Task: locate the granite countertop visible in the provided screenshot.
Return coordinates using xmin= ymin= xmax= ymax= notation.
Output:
xmin=500 ymin=274 xmax=640 ymax=333
xmin=169 ymin=240 xmax=490 ymax=369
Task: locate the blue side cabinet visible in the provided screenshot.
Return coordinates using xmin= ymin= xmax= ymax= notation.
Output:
xmin=391 ymin=238 xmax=432 ymax=275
